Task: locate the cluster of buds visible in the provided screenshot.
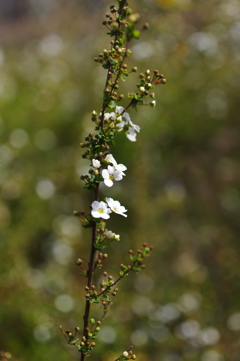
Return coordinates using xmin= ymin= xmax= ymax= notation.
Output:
xmin=77 ymin=319 xmax=102 ymax=355
xmin=127 ymin=69 xmax=166 ymax=109
xmin=129 ymin=242 xmax=154 ymax=274
xmin=85 ymin=285 xmax=100 ymax=304
xmin=119 ymin=263 xmax=132 ymax=277
xmin=80 ymin=131 xmax=111 ymax=161
xmin=121 ymin=350 xmax=137 ymax=360
xmin=95 ymin=252 xmax=108 ymax=270
xmin=60 ymin=326 xmax=80 ymax=346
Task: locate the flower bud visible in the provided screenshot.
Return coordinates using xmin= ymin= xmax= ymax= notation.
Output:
xmin=128 ymin=13 xmax=140 ymax=23
xmin=111 ymin=21 xmax=118 ymax=30
xmin=123 ymin=351 xmax=129 ymax=357
xmin=132 ymin=67 xmax=137 ymax=72
xmin=76 ymin=258 xmax=82 ymax=265
xmin=143 ymin=22 xmax=149 ymax=30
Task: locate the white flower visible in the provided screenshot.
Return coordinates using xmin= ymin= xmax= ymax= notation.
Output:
xmin=139 ymin=86 xmax=145 ymax=92
xmin=92 ymin=159 xmax=101 ymax=168
xmin=105 ymin=230 xmax=120 ymax=241
xmin=115 ymin=106 xmax=125 ymax=115
xmin=105 ymin=230 xmax=115 ymax=238
xmin=105 ymin=154 xmax=117 ymax=166
xmin=150 ymin=100 xmax=156 ymax=108
xmin=105 ymin=154 xmax=127 ymax=175
xmin=106 ymin=198 xmax=128 ymax=217
xmin=102 ymin=165 xmax=123 ymax=187
xmin=91 ymin=201 xmax=111 ymax=219
xmin=123 ymin=351 xmax=129 ymax=358
xmin=126 ymin=128 xmax=137 ymax=142
xmin=104 ymin=112 xmax=116 ymax=120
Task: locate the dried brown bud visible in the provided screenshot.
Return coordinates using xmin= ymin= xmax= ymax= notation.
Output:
xmin=143 ymin=22 xmax=149 ymax=30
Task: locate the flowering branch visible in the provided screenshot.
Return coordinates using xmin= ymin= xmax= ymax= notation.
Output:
xmin=60 ymin=1 xmax=166 ymax=360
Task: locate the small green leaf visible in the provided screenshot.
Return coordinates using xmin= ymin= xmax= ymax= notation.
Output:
xmin=133 ymin=30 xmax=140 ymax=39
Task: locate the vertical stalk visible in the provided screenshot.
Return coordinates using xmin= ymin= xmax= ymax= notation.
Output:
xmin=80 ymin=185 xmax=99 ymax=361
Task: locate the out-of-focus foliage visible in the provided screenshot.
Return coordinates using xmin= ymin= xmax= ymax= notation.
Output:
xmin=0 ymin=0 xmax=240 ymax=360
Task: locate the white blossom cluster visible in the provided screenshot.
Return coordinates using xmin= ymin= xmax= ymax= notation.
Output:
xmin=90 ymin=106 xmax=140 ymax=231
xmin=104 ymin=106 xmax=140 ymax=142
xmin=91 ymin=153 xmax=127 ymax=228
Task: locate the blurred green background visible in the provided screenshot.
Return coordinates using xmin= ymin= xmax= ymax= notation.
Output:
xmin=1 ymin=0 xmax=240 ymax=360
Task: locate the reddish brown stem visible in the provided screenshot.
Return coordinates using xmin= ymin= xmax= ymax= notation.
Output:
xmin=80 ymin=185 xmax=99 ymax=361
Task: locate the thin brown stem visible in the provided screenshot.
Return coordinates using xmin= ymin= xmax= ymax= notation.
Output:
xmin=97 ymin=267 xmax=133 ymax=297
xmin=120 ymin=99 xmax=134 ymax=115
xmin=80 ymin=186 xmax=100 ymax=361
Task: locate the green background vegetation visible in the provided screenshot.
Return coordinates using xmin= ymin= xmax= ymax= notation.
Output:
xmin=1 ymin=0 xmax=240 ymax=360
